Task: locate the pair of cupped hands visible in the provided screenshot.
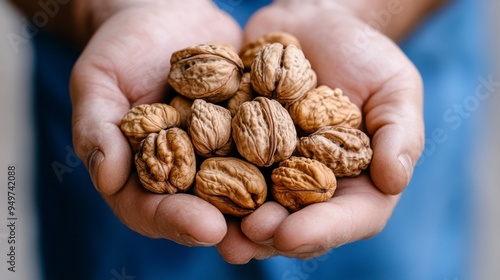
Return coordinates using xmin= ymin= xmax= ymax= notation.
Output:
xmin=70 ymin=0 xmax=424 ymax=263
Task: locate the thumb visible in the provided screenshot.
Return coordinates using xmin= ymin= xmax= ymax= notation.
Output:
xmin=365 ymin=70 xmax=425 ymax=195
xmin=70 ymin=62 xmax=132 ymax=195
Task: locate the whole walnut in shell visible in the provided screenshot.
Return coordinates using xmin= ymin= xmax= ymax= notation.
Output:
xmin=121 ymin=103 xmax=181 ymax=151
xmin=227 ymin=73 xmax=256 ymax=117
xmin=296 ymin=126 xmax=372 ymax=177
xmin=287 ymin=86 xmax=362 ymax=134
xmin=135 ymin=128 xmax=196 ymax=194
xmin=272 ymin=157 xmax=337 ymax=212
xmin=232 ymin=97 xmax=297 ymax=167
xmin=189 ymin=99 xmax=233 ymax=157
xmin=239 ymin=32 xmax=302 ymax=70
xmin=195 ymin=157 xmax=267 ymax=217
xmin=168 ymin=43 xmax=244 ymax=103
xmin=251 ymin=43 xmax=317 ymax=104
xmin=169 ymin=95 xmax=193 ymax=129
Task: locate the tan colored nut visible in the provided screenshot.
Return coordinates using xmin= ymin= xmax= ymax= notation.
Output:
xmin=227 ymin=73 xmax=256 ymax=117
xmin=296 ymin=126 xmax=372 ymax=177
xmin=232 ymin=97 xmax=297 ymax=167
xmin=168 ymin=43 xmax=244 ymax=103
xmin=121 ymin=103 xmax=181 ymax=151
xmin=169 ymin=95 xmax=193 ymax=129
xmin=135 ymin=128 xmax=196 ymax=194
xmin=195 ymin=157 xmax=267 ymax=217
xmin=272 ymin=157 xmax=337 ymax=212
xmin=251 ymin=43 xmax=317 ymax=104
xmin=287 ymin=86 xmax=362 ymax=134
xmin=239 ymin=32 xmax=302 ymax=70
xmin=189 ymin=99 xmax=233 ymax=157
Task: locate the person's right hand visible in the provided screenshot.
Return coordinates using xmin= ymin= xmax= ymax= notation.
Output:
xmin=70 ymin=0 xmax=242 ymax=246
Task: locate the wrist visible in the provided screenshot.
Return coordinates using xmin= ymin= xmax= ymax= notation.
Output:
xmin=335 ymin=0 xmax=448 ymax=40
xmin=272 ymin=0 xmax=447 ymax=41
xmin=76 ymin=0 xmax=216 ymax=45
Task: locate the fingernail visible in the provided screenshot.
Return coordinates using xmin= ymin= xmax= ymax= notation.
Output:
xmin=179 ymin=233 xmax=213 ymax=247
xmin=88 ymin=149 xmax=104 ymax=192
xmin=398 ymin=153 xmax=413 ymax=186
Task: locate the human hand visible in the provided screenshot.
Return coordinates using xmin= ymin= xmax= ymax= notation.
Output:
xmin=216 ymin=1 xmax=424 ymax=263
xmin=70 ymin=0 xmax=243 ymax=246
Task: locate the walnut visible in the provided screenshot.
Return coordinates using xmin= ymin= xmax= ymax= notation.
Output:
xmin=121 ymin=103 xmax=181 ymax=151
xmin=250 ymin=43 xmax=317 ymax=104
xmin=239 ymin=32 xmax=302 ymax=70
xmin=189 ymin=99 xmax=233 ymax=157
xmin=232 ymin=97 xmax=297 ymax=167
xmin=195 ymin=157 xmax=267 ymax=217
xmin=120 ymin=35 xmax=376 ymax=216
xmin=296 ymin=126 xmax=372 ymax=177
xmin=287 ymin=86 xmax=362 ymax=134
xmin=227 ymin=73 xmax=256 ymax=117
xmin=272 ymin=157 xmax=337 ymax=212
xmin=135 ymin=128 xmax=196 ymax=194
xmin=168 ymin=43 xmax=244 ymax=103
xmin=169 ymin=95 xmax=193 ymax=129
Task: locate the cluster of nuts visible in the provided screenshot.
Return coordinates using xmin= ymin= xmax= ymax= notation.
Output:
xmin=120 ymin=32 xmax=373 ymax=216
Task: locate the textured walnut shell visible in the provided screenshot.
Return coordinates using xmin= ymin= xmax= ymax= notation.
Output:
xmin=287 ymin=86 xmax=362 ymax=134
xmin=232 ymin=97 xmax=297 ymax=167
xmin=121 ymin=103 xmax=181 ymax=151
xmin=272 ymin=157 xmax=337 ymax=212
xmin=239 ymin=32 xmax=302 ymax=70
xmin=168 ymin=43 xmax=244 ymax=103
xmin=135 ymin=128 xmax=196 ymax=194
xmin=195 ymin=157 xmax=267 ymax=217
xmin=169 ymin=95 xmax=193 ymax=129
xmin=296 ymin=126 xmax=372 ymax=177
xmin=250 ymin=43 xmax=317 ymax=104
xmin=227 ymin=73 xmax=256 ymax=117
xmin=189 ymin=99 xmax=233 ymax=157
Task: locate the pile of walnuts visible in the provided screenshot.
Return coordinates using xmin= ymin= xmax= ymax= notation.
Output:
xmin=120 ymin=32 xmax=372 ymax=216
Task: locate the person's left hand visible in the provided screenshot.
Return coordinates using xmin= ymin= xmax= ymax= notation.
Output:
xmin=216 ymin=1 xmax=424 ymax=263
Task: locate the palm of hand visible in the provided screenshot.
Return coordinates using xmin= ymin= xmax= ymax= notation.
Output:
xmin=70 ymin=2 xmax=424 ymax=264
xmin=216 ymin=5 xmax=424 ymax=262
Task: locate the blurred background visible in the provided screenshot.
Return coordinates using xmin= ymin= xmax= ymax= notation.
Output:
xmin=0 ymin=0 xmax=498 ymax=279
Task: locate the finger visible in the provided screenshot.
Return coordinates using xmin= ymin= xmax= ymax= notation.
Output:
xmin=70 ymin=63 xmax=133 ymax=195
xmin=364 ymin=68 xmax=424 ymax=194
xmin=241 ymin=201 xmax=289 ymax=244
xmin=216 ymin=217 xmax=279 ymax=264
xmin=305 ymin=28 xmax=425 ymax=195
xmin=270 ymin=175 xmax=399 ymax=257
xmin=106 ymin=174 xmax=227 ymax=246
xmin=245 ymin=9 xmax=425 ymax=195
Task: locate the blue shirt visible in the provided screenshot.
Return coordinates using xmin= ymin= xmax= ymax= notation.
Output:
xmin=34 ymin=0 xmax=489 ymax=279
